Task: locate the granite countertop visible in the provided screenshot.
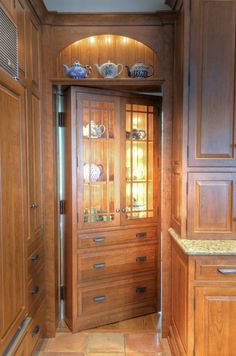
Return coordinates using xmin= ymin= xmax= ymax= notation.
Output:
xmin=168 ymin=228 xmax=236 ymax=256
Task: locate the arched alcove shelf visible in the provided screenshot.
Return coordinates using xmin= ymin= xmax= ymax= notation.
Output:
xmin=56 ymin=34 xmax=158 ymax=78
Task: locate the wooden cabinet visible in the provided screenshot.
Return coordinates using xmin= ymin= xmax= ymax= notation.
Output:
xmin=0 ymin=74 xmax=27 ymax=353
xmin=169 ymin=239 xmax=236 ymax=356
xmin=64 ymin=87 xmax=160 ymax=331
xmin=172 ymin=0 xmax=236 ymax=239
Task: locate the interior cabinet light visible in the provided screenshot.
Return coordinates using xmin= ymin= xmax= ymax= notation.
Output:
xmin=89 ymin=37 xmax=96 ymax=44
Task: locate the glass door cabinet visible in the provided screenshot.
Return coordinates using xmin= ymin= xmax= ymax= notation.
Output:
xmin=75 ymin=91 xmax=159 ymax=229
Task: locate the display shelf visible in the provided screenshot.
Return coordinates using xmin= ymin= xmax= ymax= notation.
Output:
xmin=51 ymin=78 xmax=164 ymax=92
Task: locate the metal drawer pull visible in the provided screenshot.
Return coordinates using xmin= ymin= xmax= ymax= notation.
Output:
xmin=136 ymin=287 xmax=147 ymax=294
xmin=31 ymin=286 xmax=40 ymax=294
xmin=93 ymin=263 xmax=106 ymax=269
xmin=217 ymin=268 xmax=236 ymax=275
xmin=93 ymin=295 xmax=106 ymax=303
xmin=32 ymin=324 xmax=40 ymax=338
xmin=136 ymin=256 xmax=147 ymax=262
xmin=136 ymin=232 xmax=147 ymax=238
xmin=94 ymin=237 xmax=106 ymax=243
xmin=31 ymin=254 xmax=40 ymax=261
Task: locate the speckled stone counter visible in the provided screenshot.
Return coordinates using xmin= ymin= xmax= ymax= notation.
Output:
xmin=169 ymin=228 xmax=236 ymax=256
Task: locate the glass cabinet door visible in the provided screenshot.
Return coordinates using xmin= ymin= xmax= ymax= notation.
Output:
xmin=121 ymin=99 xmax=159 ymax=224
xmin=76 ymin=92 xmax=120 ymax=228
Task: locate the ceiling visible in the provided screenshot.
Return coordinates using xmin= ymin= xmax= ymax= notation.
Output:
xmin=43 ymin=0 xmax=171 ymax=13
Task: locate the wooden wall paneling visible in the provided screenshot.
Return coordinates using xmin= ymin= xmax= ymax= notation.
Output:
xmin=188 ymin=0 xmax=236 ymax=167
xmin=30 ymin=17 xmax=40 ymax=87
xmin=188 ymin=172 xmax=236 ymax=239
xmin=41 ymin=24 xmax=58 ymax=337
xmin=0 ymin=73 xmax=27 ymax=353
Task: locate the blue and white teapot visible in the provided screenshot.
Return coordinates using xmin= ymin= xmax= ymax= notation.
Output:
xmin=126 ymin=62 xmax=154 ymax=78
xmin=63 ymin=61 xmax=92 ymax=79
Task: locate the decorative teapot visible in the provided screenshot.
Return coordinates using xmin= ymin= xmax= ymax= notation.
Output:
xmin=94 ymin=60 xmax=123 ymax=78
xmin=63 ymin=61 xmax=92 ymax=79
xmin=125 ymin=62 xmax=154 ymax=78
xmin=83 ymin=121 xmax=106 ymax=138
xmin=83 ymin=163 xmax=104 ymax=182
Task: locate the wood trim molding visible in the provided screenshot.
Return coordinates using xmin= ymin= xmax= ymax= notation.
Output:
xmin=49 ymin=12 xmax=177 ymax=26
xmin=165 ymin=0 xmax=181 ymax=10
xmin=27 ymin=0 xmax=52 ymax=23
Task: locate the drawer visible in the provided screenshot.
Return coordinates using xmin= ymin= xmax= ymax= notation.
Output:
xmin=28 ymin=243 xmax=44 ymax=281
xmin=195 ymin=257 xmax=236 ymax=281
xmin=78 ymin=244 xmax=157 ymax=282
xmin=27 ymin=301 xmax=45 ymax=354
xmin=28 ymin=267 xmax=44 ymax=311
xmin=78 ymin=227 xmax=157 ymax=249
xmin=78 ymin=273 xmax=156 ymax=317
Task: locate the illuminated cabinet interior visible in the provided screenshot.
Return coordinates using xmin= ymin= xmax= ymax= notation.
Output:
xmin=64 ymin=87 xmax=161 ymax=331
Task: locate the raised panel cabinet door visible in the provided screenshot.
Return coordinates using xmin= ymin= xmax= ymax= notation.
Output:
xmin=189 ymin=0 xmax=236 ymax=166
xmin=188 ymin=172 xmax=236 ymax=239
xmin=28 ymin=93 xmax=43 ymax=245
xmin=0 ymin=83 xmax=27 ymax=345
xmin=195 ymin=287 xmax=236 ymax=356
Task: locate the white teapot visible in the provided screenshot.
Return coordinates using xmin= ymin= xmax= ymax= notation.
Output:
xmin=83 ymin=121 xmax=105 ymax=138
xmin=84 ymin=163 xmax=104 ymax=182
xmin=94 ymin=60 xmax=123 ymax=78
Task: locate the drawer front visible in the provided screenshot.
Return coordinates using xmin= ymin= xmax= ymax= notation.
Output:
xmin=78 ymin=274 xmax=156 ymax=316
xmin=78 ymin=244 xmax=157 ymax=282
xmin=195 ymin=258 xmax=236 ymax=281
xmin=28 ymin=301 xmax=45 ymax=354
xmin=78 ymin=227 xmax=157 ymax=249
xmin=28 ymin=267 xmax=44 ymax=311
xmin=28 ymin=243 xmax=44 ymax=281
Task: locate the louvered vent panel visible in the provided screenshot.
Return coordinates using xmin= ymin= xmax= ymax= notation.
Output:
xmin=0 ymin=7 xmax=18 ymax=78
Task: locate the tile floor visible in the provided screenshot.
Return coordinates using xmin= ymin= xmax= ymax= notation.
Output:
xmin=35 ymin=313 xmax=172 ymax=356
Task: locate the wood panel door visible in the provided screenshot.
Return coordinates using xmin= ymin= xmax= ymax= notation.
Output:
xmin=0 ymin=81 xmax=27 ymax=347
xmin=27 ymin=93 xmax=43 ymax=246
xmin=188 ymin=0 xmax=236 ymax=166
xmin=188 ymin=173 xmax=236 ymax=239
xmin=195 ymin=287 xmax=236 ymax=356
